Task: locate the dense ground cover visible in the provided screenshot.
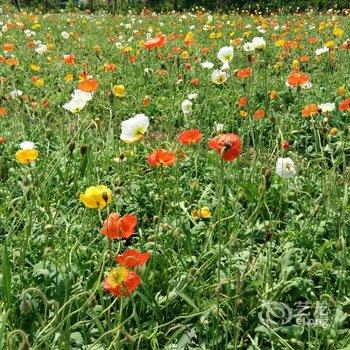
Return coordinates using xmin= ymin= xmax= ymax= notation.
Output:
xmin=0 ymin=5 xmax=350 ymax=349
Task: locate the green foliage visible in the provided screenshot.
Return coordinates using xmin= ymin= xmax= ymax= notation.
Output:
xmin=0 ymin=5 xmax=350 ymax=350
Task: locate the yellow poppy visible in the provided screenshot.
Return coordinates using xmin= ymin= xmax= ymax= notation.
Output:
xmin=79 ymin=185 xmax=112 ymax=209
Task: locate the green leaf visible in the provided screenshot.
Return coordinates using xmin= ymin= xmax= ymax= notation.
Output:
xmin=2 ymin=241 xmax=12 ymax=309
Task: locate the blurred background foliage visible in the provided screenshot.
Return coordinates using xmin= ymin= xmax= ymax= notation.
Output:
xmin=8 ymin=0 xmax=350 ymax=13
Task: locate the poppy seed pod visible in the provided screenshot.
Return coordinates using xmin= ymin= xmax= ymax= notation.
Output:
xmin=80 ymin=144 xmax=88 ymax=156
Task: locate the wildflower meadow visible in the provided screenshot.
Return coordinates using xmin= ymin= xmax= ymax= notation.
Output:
xmin=0 ymin=3 xmax=350 ymax=349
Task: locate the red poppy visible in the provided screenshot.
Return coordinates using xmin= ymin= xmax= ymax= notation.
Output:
xmin=115 ymin=249 xmax=151 ymax=268
xmin=208 ymin=133 xmax=242 ymax=161
xmin=101 ymin=213 xmax=137 ymax=239
xmin=236 ymin=68 xmax=252 ymax=79
xmin=178 ymin=129 xmax=202 ymax=145
xmin=103 ymin=267 xmax=140 ymax=297
xmin=147 ymin=149 xmax=176 ymax=167
xmin=143 ymin=33 xmax=166 ymax=50
xmin=78 ymin=79 xmax=98 ymax=92
xmin=63 ymin=54 xmax=75 ymax=65
xmin=339 ymin=98 xmax=350 ymax=112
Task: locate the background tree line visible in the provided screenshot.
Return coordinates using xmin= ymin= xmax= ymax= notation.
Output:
xmin=9 ymin=0 xmax=350 ymax=13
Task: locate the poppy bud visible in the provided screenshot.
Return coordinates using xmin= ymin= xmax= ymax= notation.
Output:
xmin=45 ymin=128 xmax=52 ymax=139
xmin=0 ymin=136 xmax=6 ymax=144
xmin=20 ymin=296 xmax=32 ymax=315
xmin=265 ymin=231 xmax=275 ymax=241
xmin=336 ymin=236 xmax=346 ymax=251
xmin=22 ymin=176 xmax=31 ymax=187
xmin=67 ymin=140 xmax=75 ymax=153
xmin=80 ymin=144 xmax=88 ymax=156
xmin=19 ymin=338 xmax=30 ymax=350
xmin=281 ymin=140 xmax=290 ymax=150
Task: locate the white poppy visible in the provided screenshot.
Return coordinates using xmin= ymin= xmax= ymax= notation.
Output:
xmin=181 ymin=99 xmax=193 ymax=115
xmin=10 ymin=89 xmax=23 ymax=98
xmin=20 ymin=141 xmax=35 ymax=150
xmin=188 ymin=93 xmax=198 ymax=100
xmin=315 ymin=47 xmax=329 ymax=56
xmin=61 ymin=31 xmax=70 ymax=39
xmin=35 ymin=44 xmax=47 ymax=55
xmin=63 ymin=98 xmax=88 ymax=113
xmin=318 ymin=102 xmax=335 ymax=113
xmin=120 ymin=114 xmax=149 ymax=143
xmin=71 ymin=89 xmax=93 ymax=102
xmin=221 ymin=61 xmax=230 ymax=71
xmin=211 ymin=70 xmax=228 ymax=85
xmin=243 ymin=42 xmax=254 ymax=52
xmin=201 ymin=61 xmax=214 ymax=69
xmin=217 ymin=46 xmax=234 ymax=63
xmin=251 ymin=37 xmax=266 ymax=51
xmin=276 ymin=157 xmax=297 ymax=178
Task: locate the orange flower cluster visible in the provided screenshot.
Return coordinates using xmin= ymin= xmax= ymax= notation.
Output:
xmin=100 ymin=212 xmax=150 ymax=297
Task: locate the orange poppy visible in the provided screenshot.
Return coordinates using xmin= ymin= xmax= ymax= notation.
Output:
xmin=143 ymin=33 xmax=166 ymax=50
xmin=143 ymin=95 xmax=151 ymax=107
xmin=191 ymin=78 xmax=199 ymax=86
xmin=253 ymin=109 xmax=265 ymax=120
xmin=115 ymin=249 xmax=151 ymax=268
xmin=208 ymin=133 xmax=242 ymax=162
xmin=147 ymin=149 xmax=176 ymax=167
xmin=104 ymin=63 xmax=117 ymax=72
xmin=339 ymin=98 xmax=350 ymax=112
xmin=178 ymin=129 xmax=202 ymax=145
xmin=286 ymin=71 xmax=310 ymax=87
xmin=281 ymin=140 xmax=290 ymax=150
xmin=299 ymin=55 xmax=309 ymax=62
xmin=269 ymin=90 xmax=277 ymax=100
xmin=0 ymin=107 xmax=7 ymax=116
xmin=5 ymin=58 xmax=19 ymax=66
xmin=302 ymin=104 xmax=319 ymax=117
xmin=101 ymin=213 xmax=137 ymax=239
xmin=236 ymin=68 xmax=252 ymax=79
xmin=184 ymin=63 xmax=191 ymax=71
xmin=3 ymin=43 xmax=14 ymax=52
xmin=238 ymin=96 xmax=248 ymax=107
xmin=103 ymin=267 xmax=140 ymax=297
xmin=308 ymin=37 xmax=317 ymax=44
xmin=63 ymin=54 xmax=75 ymax=65
xmin=342 ymin=40 xmax=350 ymax=50
xmin=78 ymin=79 xmax=98 ymax=92
xmin=0 ymin=55 xmax=5 ymax=63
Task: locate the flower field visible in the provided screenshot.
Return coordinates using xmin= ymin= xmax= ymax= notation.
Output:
xmin=0 ymin=5 xmax=350 ymax=349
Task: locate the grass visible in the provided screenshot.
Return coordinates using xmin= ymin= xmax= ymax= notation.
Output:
xmin=0 ymin=4 xmax=350 ymax=349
